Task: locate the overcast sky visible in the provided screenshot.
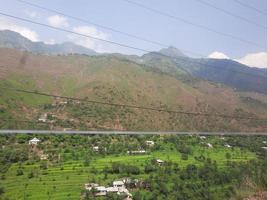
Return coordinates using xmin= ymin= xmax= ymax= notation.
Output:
xmin=0 ymin=0 xmax=267 ymax=68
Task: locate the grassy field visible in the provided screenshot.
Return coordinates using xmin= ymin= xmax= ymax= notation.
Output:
xmin=1 ymin=141 xmax=256 ymax=200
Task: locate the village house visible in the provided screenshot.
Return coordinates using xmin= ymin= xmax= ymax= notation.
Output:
xmin=95 ymin=186 xmax=107 ymax=196
xmin=199 ymin=136 xmax=206 ymax=139
xmin=207 ymin=143 xmax=213 ymax=148
xmin=59 ymin=100 xmax=68 ymax=105
xmin=263 ymin=141 xmax=267 ymax=144
xmin=93 ymin=146 xmax=99 ymax=152
xmin=40 ymin=154 xmax=48 ymax=160
xmin=156 ymin=159 xmax=164 ymax=165
xmin=85 ymin=180 xmax=132 ymax=198
xmin=127 ymin=150 xmax=146 ymax=154
xmin=85 ymin=183 xmax=99 ymax=190
xmin=29 ymin=137 xmax=40 ymax=145
xmin=225 ymin=144 xmax=231 ymax=148
xmin=63 ymin=128 xmax=72 ymax=131
xmin=113 ymin=180 xmax=124 ymax=189
xmin=146 ymin=140 xmax=155 ymax=146
xmin=261 ymin=147 xmax=267 ymax=150
xmin=38 ymin=113 xmax=47 ymax=122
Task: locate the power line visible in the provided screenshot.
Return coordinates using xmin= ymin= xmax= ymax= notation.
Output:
xmin=0 ymin=118 xmax=122 ymax=131
xmin=1 ymin=86 xmax=267 ymax=121
xmin=194 ymin=0 xmax=267 ymax=30
xmin=15 ymin=0 xmax=204 ymax=57
xmin=121 ymin=0 xmax=267 ymax=49
xmin=0 ymin=118 xmax=50 ymax=125
xmin=15 ymin=0 xmax=166 ymax=48
xmin=1 ymin=12 xmax=267 ymax=82
xmin=233 ymin=0 xmax=267 ymax=16
xmin=14 ymin=0 xmax=267 ymax=57
xmin=0 ymin=12 xmax=148 ymax=53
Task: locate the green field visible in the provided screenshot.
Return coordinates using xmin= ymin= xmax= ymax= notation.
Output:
xmin=1 ymin=134 xmax=261 ymax=200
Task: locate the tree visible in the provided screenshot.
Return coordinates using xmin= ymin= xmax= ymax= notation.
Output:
xmin=16 ymin=168 xmax=24 ymax=176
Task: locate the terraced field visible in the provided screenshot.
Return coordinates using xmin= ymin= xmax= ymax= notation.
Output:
xmin=1 ymin=139 xmax=256 ymax=200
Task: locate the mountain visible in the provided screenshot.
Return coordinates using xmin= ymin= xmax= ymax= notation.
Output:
xmin=140 ymin=48 xmax=267 ymax=94
xmin=0 ymin=48 xmax=267 ymax=132
xmin=158 ymin=46 xmax=186 ymax=58
xmin=0 ymin=30 xmax=98 ymax=55
xmin=0 ymin=30 xmax=267 ymax=131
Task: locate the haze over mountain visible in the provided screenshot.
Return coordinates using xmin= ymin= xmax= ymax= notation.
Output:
xmin=0 ymin=30 xmax=98 ymax=56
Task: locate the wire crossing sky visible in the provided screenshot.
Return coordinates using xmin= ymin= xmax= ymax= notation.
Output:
xmin=1 ymin=86 xmax=267 ymax=122
xmin=0 ymin=0 xmax=266 ymax=62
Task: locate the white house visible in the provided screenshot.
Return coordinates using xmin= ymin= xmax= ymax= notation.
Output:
xmin=85 ymin=181 xmax=132 ymax=198
xmin=263 ymin=141 xmax=267 ymax=144
xmin=40 ymin=154 xmax=48 ymax=160
xmin=127 ymin=150 xmax=146 ymax=154
xmin=93 ymin=146 xmax=99 ymax=152
xmin=224 ymin=144 xmax=231 ymax=148
xmin=199 ymin=136 xmax=206 ymax=139
xmin=261 ymin=147 xmax=267 ymax=150
xmin=95 ymin=186 xmax=107 ymax=196
xmin=38 ymin=113 xmax=47 ymax=122
xmin=85 ymin=183 xmax=99 ymax=190
xmin=156 ymin=159 xmax=164 ymax=165
xmin=146 ymin=140 xmax=155 ymax=146
xmin=206 ymin=143 xmax=213 ymax=148
xmin=29 ymin=137 xmax=40 ymax=145
xmin=113 ymin=180 xmax=125 ymax=189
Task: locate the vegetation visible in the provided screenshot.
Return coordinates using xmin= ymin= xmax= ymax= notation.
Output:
xmin=1 ymin=134 xmax=267 ymax=199
xmin=1 ymin=49 xmax=267 ymax=132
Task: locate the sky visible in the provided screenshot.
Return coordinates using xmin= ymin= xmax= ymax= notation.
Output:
xmin=0 ymin=0 xmax=267 ymax=68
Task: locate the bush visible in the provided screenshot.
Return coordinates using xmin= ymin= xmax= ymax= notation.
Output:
xmin=16 ymin=169 xmax=24 ymax=176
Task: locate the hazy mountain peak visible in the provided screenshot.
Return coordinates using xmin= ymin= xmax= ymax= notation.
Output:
xmin=159 ymin=46 xmax=186 ymax=58
xmin=0 ymin=30 xmax=98 ymax=56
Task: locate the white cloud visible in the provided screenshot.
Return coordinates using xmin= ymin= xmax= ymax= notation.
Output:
xmin=47 ymin=15 xmax=69 ymax=28
xmin=68 ymin=26 xmax=110 ymax=52
xmin=236 ymin=52 xmax=267 ymax=69
xmin=0 ymin=17 xmax=39 ymax=41
xmin=208 ymin=51 xmax=229 ymax=59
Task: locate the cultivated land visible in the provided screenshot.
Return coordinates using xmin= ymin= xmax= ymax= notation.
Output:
xmin=1 ymin=134 xmax=267 ymax=200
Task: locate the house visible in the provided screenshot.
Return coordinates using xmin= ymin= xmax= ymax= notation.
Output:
xmin=40 ymin=154 xmax=48 ymax=160
xmin=38 ymin=113 xmax=47 ymax=122
xmin=84 ymin=183 xmax=99 ymax=190
xmin=29 ymin=137 xmax=40 ymax=145
xmin=85 ymin=184 xmax=107 ymax=196
xmin=263 ymin=141 xmax=267 ymax=144
xmin=113 ymin=180 xmax=125 ymax=189
xmin=146 ymin=140 xmax=155 ymax=146
xmin=156 ymin=159 xmax=164 ymax=165
xmin=199 ymin=136 xmax=206 ymax=139
xmin=261 ymin=147 xmax=267 ymax=150
xmin=206 ymin=143 xmax=213 ymax=148
xmin=224 ymin=144 xmax=231 ymax=148
xmin=85 ymin=180 xmax=132 ymax=198
xmin=95 ymin=186 xmax=107 ymax=196
xmin=106 ymin=187 xmax=119 ymax=193
xmin=93 ymin=146 xmax=99 ymax=152
xmin=63 ymin=128 xmax=72 ymax=131
xmin=127 ymin=150 xmax=146 ymax=154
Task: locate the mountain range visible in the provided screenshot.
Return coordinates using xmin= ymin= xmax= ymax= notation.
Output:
xmin=0 ymin=30 xmax=267 ymax=131
xmin=0 ymin=30 xmax=98 ymax=56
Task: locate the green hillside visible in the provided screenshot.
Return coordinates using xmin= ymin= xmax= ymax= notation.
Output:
xmin=0 ymin=48 xmax=267 ymax=131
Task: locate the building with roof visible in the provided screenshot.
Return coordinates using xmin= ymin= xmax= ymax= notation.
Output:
xmin=29 ymin=137 xmax=40 ymax=145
